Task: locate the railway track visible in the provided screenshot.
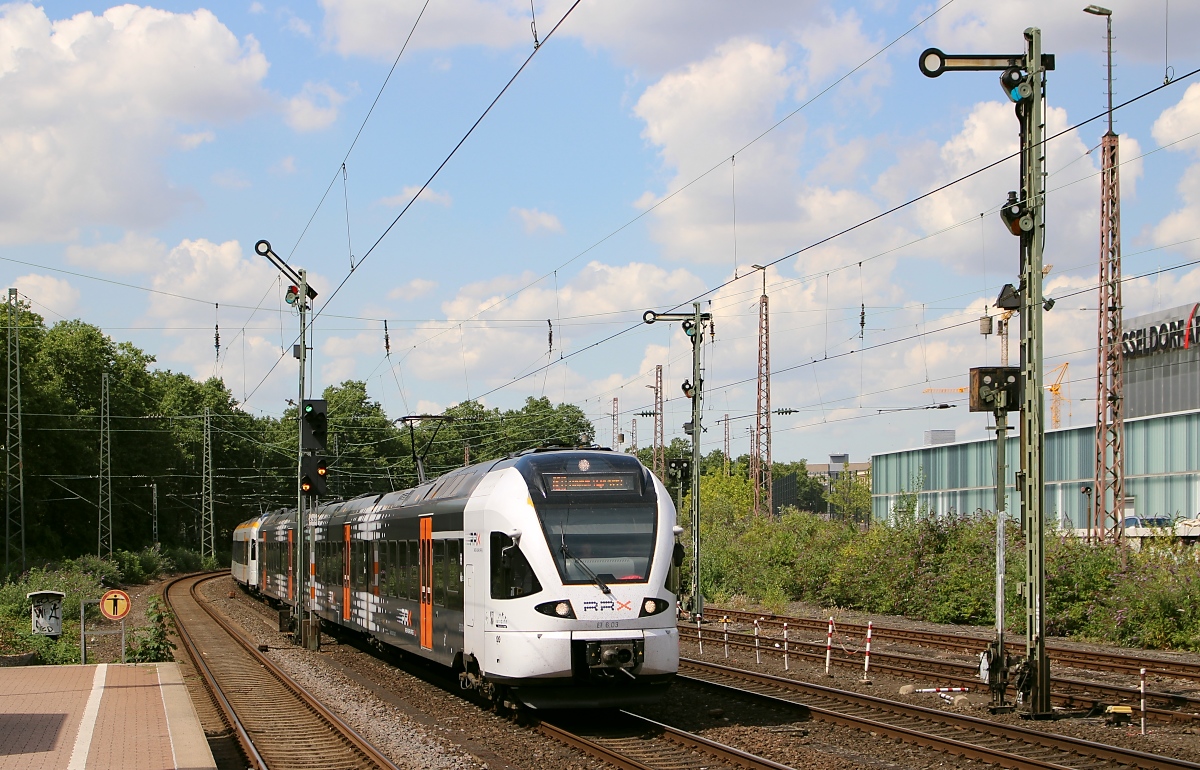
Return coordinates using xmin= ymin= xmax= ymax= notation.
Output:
xmin=539 ymin=710 xmax=794 ymax=770
xmin=679 ymin=658 xmax=1200 ymax=770
xmin=165 ymin=573 xmax=400 ymax=770
xmin=679 ymin=624 xmax=1200 ymax=724
xmin=705 ymin=607 xmax=1200 ymax=683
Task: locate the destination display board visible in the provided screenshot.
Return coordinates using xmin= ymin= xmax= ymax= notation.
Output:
xmin=544 ymin=474 xmax=636 ymax=492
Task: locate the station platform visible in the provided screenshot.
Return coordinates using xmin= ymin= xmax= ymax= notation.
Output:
xmin=0 ymin=663 xmax=216 ymax=770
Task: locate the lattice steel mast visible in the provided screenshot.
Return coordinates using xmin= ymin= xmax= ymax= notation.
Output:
xmin=750 ymin=267 xmax=772 ymax=516
xmin=612 ymin=397 xmax=619 ymax=450
xmin=5 ymin=289 xmax=24 ymax=573
xmin=723 ymin=414 xmax=730 ymax=476
xmin=202 ymin=407 xmax=214 ymax=559
xmin=99 ymin=372 xmax=112 ymax=557
xmin=1089 ymin=5 xmax=1124 ymax=544
xmin=653 ymin=365 xmax=664 ymax=478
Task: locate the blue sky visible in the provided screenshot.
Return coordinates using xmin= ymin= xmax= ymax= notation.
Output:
xmin=2 ymin=0 xmax=1199 ymax=466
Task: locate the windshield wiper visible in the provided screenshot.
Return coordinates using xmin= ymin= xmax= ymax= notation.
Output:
xmin=560 ymin=541 xmax=611 ymax=594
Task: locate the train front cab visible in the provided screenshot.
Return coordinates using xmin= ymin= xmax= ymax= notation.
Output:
xmin=462 ymin=451 xmax=680 ymax=709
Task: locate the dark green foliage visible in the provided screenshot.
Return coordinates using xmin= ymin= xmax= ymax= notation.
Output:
xmin=164 ymin=547 xmax=204 ymax=573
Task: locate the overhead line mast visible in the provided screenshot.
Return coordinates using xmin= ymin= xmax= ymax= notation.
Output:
xmin=750 ymin=265 xmax=772 ymax=516
xmin=5 ymin=289 xmax=24 ymax=574
xmin=1086 ymin=5 xmax=1125 ymax=546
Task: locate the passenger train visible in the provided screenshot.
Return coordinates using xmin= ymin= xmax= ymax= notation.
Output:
xmin=233 ymin=448 xmax=683 ymax=709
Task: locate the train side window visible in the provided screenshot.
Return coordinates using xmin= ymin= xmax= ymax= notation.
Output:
xmin=396 ymin=541 xmax=407 ymax=599
xmin=433 ymin=540 xmax=446 ymax=606
xmin=393 ymin=541 xmax=402 ymax=595
xmin=381 ymin=541 xmax=390 ymax=596
xmin=250 ymin=539 xmax=256 ymax=561
xmin=350 ymin=541 xmax=362 ymax=590
xmin=446 ymin=540 xmax=463 ymax=611
xmin=490 ymin=532 xmax=542 ymax=600
xmin=407 ymin=541 xmax=418 ymax=599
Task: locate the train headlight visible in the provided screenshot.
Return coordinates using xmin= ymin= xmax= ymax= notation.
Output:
xmin=535 ymin=600 xmax=576 ymax=619
xmin=639 ymin=598 xmax=671 ymax=617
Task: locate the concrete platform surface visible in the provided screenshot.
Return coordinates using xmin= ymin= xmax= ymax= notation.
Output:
xmin=0 ymin=663 xmax=216 ymax=770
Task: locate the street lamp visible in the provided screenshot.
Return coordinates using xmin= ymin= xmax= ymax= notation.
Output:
xmin=1083 ymin=6 xmax=1114 ymax=134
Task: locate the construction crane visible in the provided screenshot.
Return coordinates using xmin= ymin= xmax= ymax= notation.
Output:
xmin=1045 ymin=362 xmax=1071 ymax=430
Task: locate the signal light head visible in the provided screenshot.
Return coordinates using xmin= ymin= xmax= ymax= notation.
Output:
xmin=681 ymin=379 xmax=695 ymax=399
xmin=1000 ymin=66 xmax=1032 ymax=103
xmin=682 ymin=319 xmax=696 ymax=336
xmin=285 ymin=285 xmax=300 ymax=305
xmin=999 ymin=191 xmax=1033 ymax=236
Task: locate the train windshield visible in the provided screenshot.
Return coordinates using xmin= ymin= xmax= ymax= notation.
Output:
xmin=535 ymin=502 xmax=656 ymax=585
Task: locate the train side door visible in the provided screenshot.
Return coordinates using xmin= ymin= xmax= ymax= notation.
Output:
xmin=342 ymin=524 xmax=352 ymax=621
xmin=419 ymin=516 xmax=433 ymax=650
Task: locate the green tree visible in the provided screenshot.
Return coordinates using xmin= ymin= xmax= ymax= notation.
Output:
xmin=825 ymin=464 xmax=871 ymax=524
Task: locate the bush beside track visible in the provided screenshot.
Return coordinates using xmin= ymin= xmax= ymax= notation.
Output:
xmin=0 ymin=546 xmax=217 ymax=663
xmin=690 ymin=477 xmax=1200 ymax=652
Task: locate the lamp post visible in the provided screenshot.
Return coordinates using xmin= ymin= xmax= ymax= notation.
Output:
xmin=1083 ymin=6 xmax=1113 ymax=133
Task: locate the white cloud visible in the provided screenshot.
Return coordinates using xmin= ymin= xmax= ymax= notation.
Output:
xmin=144 ymin=238 xmax=320 ymax=384
xmin=795 ymin=8 xmax=890 ymax=108
xmin=0 ymin=4 xmax=269 ymax=243
xmin=388 ymin=278 xmax=437 ymax=300
xmin=319 ymin=0 xmax=821 ymax=75
xmin=285 ymin=15 xmax=313 ymax=38
xmin=285 ymin=81 xmax=347 ymax=132
xmin=65 ymin=231 xmax=167 ymax=274
xmin=923 ymin=2 xmax=1200 ymax=62
xmin=379 ymin=185 xmax=452 ymax=207
xmin=178 ymin=130 xmax=216 ymax=150
xmin=1150 ymin=85 xmax=1200 ymax=261
xmin=513 ymin=207 xmax=563 ymax=234
xmin=249 ymin=2 xmax=266 ymax=14
xmin=12 ymin=273 xmax=79 ymax=316
xmin=211 ymin=169 xmax=252 ymax=189
xmin=272 ymin=155 xmax=297 ymax=174
xmin=1152 ymin=82 xmax=1200 ymax=152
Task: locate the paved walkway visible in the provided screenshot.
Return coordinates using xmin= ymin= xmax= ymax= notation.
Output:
xmin=0 ymin=663 xmax=215 ymax=770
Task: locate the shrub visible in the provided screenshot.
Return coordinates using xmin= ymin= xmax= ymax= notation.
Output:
xmin=164 ymin=548 xmax=203 ymax=573
xmin=127 ymin=596 xmax=176 ymax=663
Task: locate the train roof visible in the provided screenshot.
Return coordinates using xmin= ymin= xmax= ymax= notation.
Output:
xmin=252 ymin=447 xmax=650 ymax=529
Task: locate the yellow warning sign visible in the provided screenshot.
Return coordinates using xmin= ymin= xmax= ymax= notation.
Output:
xmin=99 ymin=589 xmax=131 ymax=621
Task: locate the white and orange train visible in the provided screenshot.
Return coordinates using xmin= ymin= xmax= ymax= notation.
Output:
xmin=232 ymin=448 xmax=682 ymax=709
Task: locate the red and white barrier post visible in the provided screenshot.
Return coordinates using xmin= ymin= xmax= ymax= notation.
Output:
xmin=913 ymin=687 xmax=971 ymax=693
xmin=754 ymin=618 xmax=761 ymax=664
xmin=825 ymin=617 xmax=834 ymax=676
xmin=862 ymin=621 xmax=873 ymax=681
xmin=1140 ymin=667 xmax=1146 ymax=735
xmin=783 ymin=623 xmax=789 ymax=671
xmin=723 ymin=617 xmax=729 ymax=659
xmin=697 ymin=616 xmax=703 ymax=655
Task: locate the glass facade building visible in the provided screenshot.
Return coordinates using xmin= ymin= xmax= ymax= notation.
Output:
xmin=872 ymin=303 xmax=1200 ymax=525
xmin=872 ymin=409 xmax=1200 ymax=525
